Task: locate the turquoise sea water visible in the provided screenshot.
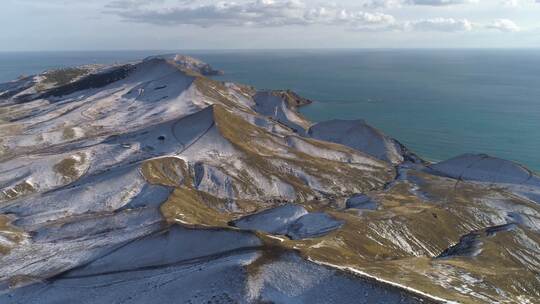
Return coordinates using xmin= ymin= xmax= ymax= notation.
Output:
xmin=1 ymin=50 xmax=539 ymax=172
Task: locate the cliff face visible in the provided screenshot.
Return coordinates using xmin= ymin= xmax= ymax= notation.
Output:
xmin=0 ymin=55 xmax=539 ymax=304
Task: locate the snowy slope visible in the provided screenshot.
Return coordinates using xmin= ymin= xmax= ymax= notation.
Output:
xmin=308 ymin=119 xmax=406 ymax=164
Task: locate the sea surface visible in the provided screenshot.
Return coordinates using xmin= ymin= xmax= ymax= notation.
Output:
xmin=1 ymin=49 xmax=539 ymax=172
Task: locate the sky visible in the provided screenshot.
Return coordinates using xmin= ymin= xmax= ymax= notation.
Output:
xmin=1 ymin=0 xmax=540 ymax=51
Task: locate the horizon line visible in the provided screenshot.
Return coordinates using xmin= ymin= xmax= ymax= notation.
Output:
xmin=2 ymin=47 xmax=540 ymax=53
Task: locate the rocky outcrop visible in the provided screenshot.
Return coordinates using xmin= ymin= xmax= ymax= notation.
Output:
xmin=253 ymin=91 xmax=312 ymax=133
xmin=270 ymin=89 xmax=313 ymax=108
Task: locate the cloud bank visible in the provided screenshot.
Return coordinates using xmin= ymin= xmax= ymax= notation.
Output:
xmin=106 ymin=0 xmax=523 ymax=33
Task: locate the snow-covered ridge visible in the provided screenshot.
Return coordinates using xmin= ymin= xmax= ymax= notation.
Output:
xmin=1 ymin=54 xmax=539 ymax=304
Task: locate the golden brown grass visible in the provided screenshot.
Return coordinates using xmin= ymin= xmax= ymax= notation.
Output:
xmin=53 ymin=153 xmax=87 ymax=184
xmin=0 ymin=215 xmax=27 ymax=255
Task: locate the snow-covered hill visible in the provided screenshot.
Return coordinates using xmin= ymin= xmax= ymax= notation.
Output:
xmin=0 ymin=55 xmax=539 ymax=304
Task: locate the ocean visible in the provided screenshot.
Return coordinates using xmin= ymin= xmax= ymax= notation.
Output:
xmin=1 ymin=49 xmax=539 ymax=172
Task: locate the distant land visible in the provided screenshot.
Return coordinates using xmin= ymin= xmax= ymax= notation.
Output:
xmin=0 ymin=54 xmax=539 ymax=303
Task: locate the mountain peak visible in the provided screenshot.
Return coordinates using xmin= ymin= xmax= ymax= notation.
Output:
xmin=144 ymin=54 xmax=224 ymax=76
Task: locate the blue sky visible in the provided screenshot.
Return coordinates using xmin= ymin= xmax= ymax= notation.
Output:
xmin=1 ymin=0 xmax=540 ymax=51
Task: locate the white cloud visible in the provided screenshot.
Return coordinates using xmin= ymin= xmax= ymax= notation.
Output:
xmin=486 ymin=19 xmax=521 ymax=32
xmin=404 ymin=0 xmax=478 ymax=5
xmin=363 ymin=0 xmax=402 ymax=8
xmin=501 ymin=0 xmax=519 ymax=7
xmin=106 ymin=0 xmax=527 ymax=35
xmin=363 ymin=0 xmax=480 ymax=8
xmin=405 ymin=18 xmax=473 ymax=31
